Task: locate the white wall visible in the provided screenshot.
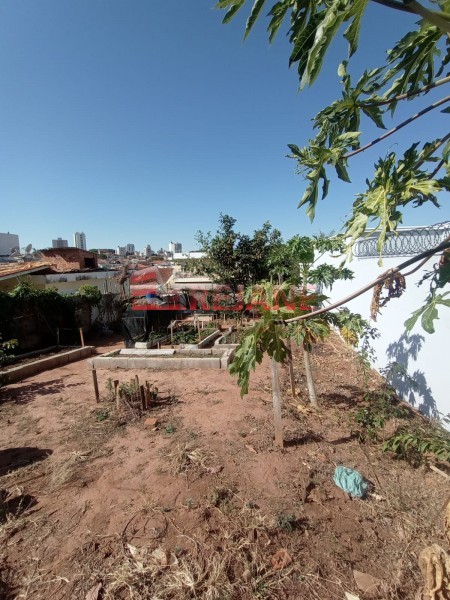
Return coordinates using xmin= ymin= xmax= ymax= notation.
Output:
xmin=323 ymin=252 xmax=449 ymax=418
xmin=0 ymin=232 xmax=20 ymax=255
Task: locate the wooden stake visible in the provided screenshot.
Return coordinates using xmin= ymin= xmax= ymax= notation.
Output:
xmin=114 ymin=379 xmax=120 ymax=411
xmin=145 ymin=387 xmax=151 ymax=408
xmin=140 ymin=385 xmax=146 ymax=410
xmin=79 ymin=327 xmax=85 ymax=347
xmin=56 ymin=327 xmax=60 ymax=347
xmin=270 ymin=357 xmax=284 ymax=448
xmin=145 ymin=382 xmax=152 ymax=407
xmin=91 ymin=368 xmax=100 ymax=403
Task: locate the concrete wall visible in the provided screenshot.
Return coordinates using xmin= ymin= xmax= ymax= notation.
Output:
xmin=321 ymin=251 xmax=449 ymax=419
xmin=0 ymin=232 xmax=19 ymax=256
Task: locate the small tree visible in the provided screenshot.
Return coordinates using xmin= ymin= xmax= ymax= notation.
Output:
xmin=196 ymin=214 xmax=283 ymax=293
xmin=230 ymin=236 xmax=367 ymax=445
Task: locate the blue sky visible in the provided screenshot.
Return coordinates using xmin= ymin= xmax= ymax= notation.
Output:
xmin=0 ymin=0 xmax=448 ymax=252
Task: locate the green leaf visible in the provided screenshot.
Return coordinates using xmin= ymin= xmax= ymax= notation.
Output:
xmin=268 ymin=1 xmax=291 ymax=43
xmin=343 ymin=0 xmax=369 ymax=57
xmin=244 ymin=0 xmax=268 ymax=39
xmin=361 ymin=105 xmax=386 ymax=130
xmin=335 ymin=160 xmax=351 ymax=182
xmin=405 ymin=292 xmax=450 ymax=334
xmin=220 ymin=0 xmax=246 ymax=24
xmin=302 ymin=2 xmax=346 ymax=87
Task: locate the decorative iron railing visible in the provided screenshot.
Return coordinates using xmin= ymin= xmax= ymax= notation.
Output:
xmin=353 ymin=222 xmax=450 ymax=259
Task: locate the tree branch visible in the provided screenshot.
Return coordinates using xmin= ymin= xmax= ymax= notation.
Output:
xmin=362 ymin=75 xmax=450 ymax=108
xmin=413 ymin=131 xmax=450 ymax=171
xmin=429 ymin=157 xmax=446 ymax=179
xmin=373 ymin=0 xmax=450 ymax=33
xmin=285 ymin=237 xmax=450 ymax=324
xmin=345 ymin=96 xmax=450 ymax=159
xmin=370 ymin=0 xmax=416 ymax=14
xmin=408 ymin=0 xmax=450 ymax=35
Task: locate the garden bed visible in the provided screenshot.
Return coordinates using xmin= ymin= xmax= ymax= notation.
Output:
xmin=215 ymin=326 xmax=249 ymax=348
xmin=89 ymin=345 xmax=234 ymax=370
xmin=1 ymin=346 xmax=95 ymax=383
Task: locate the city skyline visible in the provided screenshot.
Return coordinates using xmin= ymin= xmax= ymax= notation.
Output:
xmin=1 ymin=2 xmax=447 ymax=252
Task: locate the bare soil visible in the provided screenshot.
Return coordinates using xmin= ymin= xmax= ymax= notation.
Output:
xmin=0 ymin=333 xmax=448 ymax=599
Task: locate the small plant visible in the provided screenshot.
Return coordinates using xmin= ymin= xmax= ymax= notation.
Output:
xmin=352 ymin=387 xmax=411 ymax=442
xmin=383 ymin=425 xmax=450 ymax=465
xmin=209 ymin=486 xmax=234 ymax=511
xmin=0 ymin=337 xmax=17 ymax=367
xmin=164 ymin=424 xmax=176 ymax=435
xmin=96 ymin=408 xmax=110 ymax=422
xmin=275 ymin=512 xmax=297 ymax=532
xmin=185 ymin=497 xmax=195 ymax=509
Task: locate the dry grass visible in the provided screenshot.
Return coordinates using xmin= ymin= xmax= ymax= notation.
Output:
xmin=76 ymin=496 xmax=295 ymax=600
xmin=50 ymin=450 xmax=92 ymax=487
xmin=166 ymin=444 xmax=216 ymax=476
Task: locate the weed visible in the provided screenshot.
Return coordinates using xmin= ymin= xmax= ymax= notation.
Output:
xmin=209 ymin=398 xmax=223 ymax=405
xmin=275 ymin=512 xmax=297 ymax=532
xmin=165 ymin=424 xmax=176 ymax=435
xmin=95 ymin=408 xmax=109 ymax=422
xmin=185 ymin=497 xmax=196 ymax=509
xmin=209 ymin=486 xmax=234 ymax=512
xmin=353 ymin=387 xmax=411 ymax=441
xmin=383 ymin=425 xmax=450 ymax=465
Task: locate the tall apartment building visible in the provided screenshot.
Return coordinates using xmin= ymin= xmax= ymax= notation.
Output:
xmin=168 ymin=241 xmax=182 ymax=254
xmin=52 ymin=237 xmax=68 ymax=249
xmin=126 ymin=243 xmax=135 ymax=254
xmin=73 ymin=232 xmax=86 ymax=250
xmin=0 ymin=232 xmax=20 ymax=256
xmin=143 ymin=245 xmax=152 ymax=258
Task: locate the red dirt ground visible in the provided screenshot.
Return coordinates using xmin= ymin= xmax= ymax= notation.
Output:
xmin=0 ymin=334 xmax=448 ymax=599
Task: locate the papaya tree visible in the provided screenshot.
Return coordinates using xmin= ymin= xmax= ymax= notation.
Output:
xmin=230 ymin=282 xmax=365 ymax=447
xmin=215 ymin=0 xmax=450 ymax=332
xmin=230 ymin=251 xmax=363 ymax=447
xmin=230 ymin=281 xmax=321 ymax=446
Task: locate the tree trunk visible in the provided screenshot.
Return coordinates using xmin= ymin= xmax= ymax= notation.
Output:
xmin=270 ymin=357 xmax=284 ymax=448
xmin=303 ymin=347 xmax=318 ymax=408
xmin=286 ymin=338 xmax=296 ymax=399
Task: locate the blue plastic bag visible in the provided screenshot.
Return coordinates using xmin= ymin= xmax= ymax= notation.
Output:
xmin=333 ymin=466 xmax=368 ymax=498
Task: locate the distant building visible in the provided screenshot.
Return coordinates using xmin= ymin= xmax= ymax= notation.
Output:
xmin=0 ymin=232 xmax=20 ymax=256
xmin=73 ymin=232 xmax=87 ymax=250
xmin=52 ymin=237 xmax=68 ymax=249
xmin=40 ymin=247 xmax=98 ymax=271
xmin=116 ymin=246 xmax=126 ymax=257
xmin=126 ymin=243 xmax=135 ymax=255
xmin=173 ymin=251 xmax=206 ymax=260
xmin=168 ymin=241 xmax=182 ymax=254
xmin=143 ymin=245 xmax=152 ymax=258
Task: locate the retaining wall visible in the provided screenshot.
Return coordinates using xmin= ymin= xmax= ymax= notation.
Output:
xmin=1 ymin=346 xmax=95 ymax=384
xmin=89 ymin=347 xmax=234 ymax=371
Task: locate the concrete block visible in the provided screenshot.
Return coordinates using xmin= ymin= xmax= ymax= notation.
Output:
xmin=135 ymin=342 xmax=151 ymax=349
